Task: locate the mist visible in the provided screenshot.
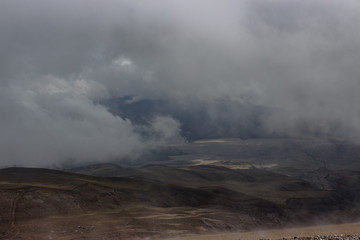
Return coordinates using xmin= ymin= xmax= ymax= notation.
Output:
xmin=1 ymin=0 xmax=360 ymax=167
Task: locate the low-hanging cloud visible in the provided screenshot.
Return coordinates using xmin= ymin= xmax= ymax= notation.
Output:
xmin=1 ymin=0 xmax=360 ymax=167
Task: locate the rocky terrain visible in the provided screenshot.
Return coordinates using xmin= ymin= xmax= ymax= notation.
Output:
xmin=0 ymin=167 xmax=289 ymax=239
xmin=168 ymin=221 xmax=360 ymax=240
xmin=0 ymin=165 xmax=360 ymax=239
xmin=271 ymin=236 xmax=360 ymax=240
xmin=1 ymin=138 xmax=360 ymax=239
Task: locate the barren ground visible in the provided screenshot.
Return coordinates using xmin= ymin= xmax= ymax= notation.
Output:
xmin=167 ymin=222 xmax=360 ymax=240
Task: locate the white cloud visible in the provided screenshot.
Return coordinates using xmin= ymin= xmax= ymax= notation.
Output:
xmin=1 ymin=0 xmax=360 ymax=166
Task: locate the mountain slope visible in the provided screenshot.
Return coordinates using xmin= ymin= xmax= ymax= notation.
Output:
xmin=0 ymin=167 xmax=285 ymax=239
xmin=1 ymin=165 xmax=359 ymax=239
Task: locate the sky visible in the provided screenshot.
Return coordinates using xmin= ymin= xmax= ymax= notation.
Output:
xmin=1 ymin=0 xmax=360 ymax=167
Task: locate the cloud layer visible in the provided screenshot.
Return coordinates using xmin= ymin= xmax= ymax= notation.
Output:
xmin=1 ymin=0 xmax=360 ymax=167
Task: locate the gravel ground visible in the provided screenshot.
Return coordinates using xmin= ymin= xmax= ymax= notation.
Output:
xmin=167 ymin=222 xmax=360 ymax=240
xmin=267 ymin=235 xmax=360 ymax=240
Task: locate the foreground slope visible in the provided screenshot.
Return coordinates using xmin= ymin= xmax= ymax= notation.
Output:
xmin=1 ymin=165 xmax=359 ymax=239
xmin=167 ymin=222 xmax=360 ymax=240
xmin=0 ymin=167 xmax=285 ymax=239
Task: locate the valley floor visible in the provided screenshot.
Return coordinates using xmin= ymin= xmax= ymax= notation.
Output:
xmin=167 ymin=221 xmax=360 ymax=240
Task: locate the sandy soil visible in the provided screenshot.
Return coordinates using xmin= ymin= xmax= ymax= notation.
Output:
xmin=167 ymin=222 xmax=360 ymax=240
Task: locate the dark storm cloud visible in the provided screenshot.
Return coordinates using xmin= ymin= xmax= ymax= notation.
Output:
xmin=1 ymin=0 xmax=360 ymax=167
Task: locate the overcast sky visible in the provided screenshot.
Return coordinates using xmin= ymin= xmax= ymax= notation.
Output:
xmin=1 ymin=0 xmax=360 ymax=167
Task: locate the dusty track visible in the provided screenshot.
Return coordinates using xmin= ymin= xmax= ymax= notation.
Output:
xmin=167 ymin=222 xmax=360 ymax=240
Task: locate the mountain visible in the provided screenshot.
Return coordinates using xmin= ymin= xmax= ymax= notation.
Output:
xmin=2 ymin=138 xmax=360 ymax=239
xmin=1 ymin=164 xmax=358 ymax=240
